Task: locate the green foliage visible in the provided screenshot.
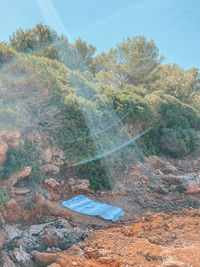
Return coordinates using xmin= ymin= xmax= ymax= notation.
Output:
xmin=74 ymin=38 xmax=96 ymax=74
xmin=0 ymin=140 xmax=44 ymax=184
xmin=77 ymin=161 xmax=112 ymax=191
xmin=34 ymin=45 xmax=60 ymax=61
xmin=143 ymin=92 xmax=200 ymax=156
xmin=9 ymin=24 xmax=57 ymax=52
xmin=0 ymin=107 xmax=22 ymax=129
xmin=150 ymin=64 xmax=200 ymax=104
xmin=95 ymin=36 xmax=163 ymax=88
xmin=0 ymin=186 xmax=9 ymax=205
xmin=0 ymin=42 xmax=16 ymax=65
xmin=145 ymin=92 xmax=200 ymax=130
xmin=160 ymin=128 xmax=200 ymax=157
xmin=105 ymin=87 xmax=153 ymax=123
xmin=1 ymin=24 xmax=200 ymax=191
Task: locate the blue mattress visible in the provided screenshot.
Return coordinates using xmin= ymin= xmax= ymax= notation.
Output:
xmin=62 ymin=195 xmax=125 ymax=221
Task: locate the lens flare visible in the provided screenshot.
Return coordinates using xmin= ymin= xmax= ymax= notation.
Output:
xmin=70 ymin=128 xmax=150 ymax=167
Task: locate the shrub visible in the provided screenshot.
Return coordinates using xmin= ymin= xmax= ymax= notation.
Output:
xmin=0 ymin=186 xmax=9 ymax=205
xmin=160 ymin=128 xmax=200 ymax=157
xmin=0 ymin=140 xmax=44 ymax=184
xmin=77 ymin=160 xmax=112 ymax=191
xmin=0 ymin=42 xmax=16 ymax=65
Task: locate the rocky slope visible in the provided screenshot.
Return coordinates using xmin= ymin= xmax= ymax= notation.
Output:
xmin=0 ymin=131 xmax=200 ymax=266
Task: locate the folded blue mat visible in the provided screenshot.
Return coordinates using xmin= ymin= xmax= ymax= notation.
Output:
xmin=62 ymin=195 xmax=125 ymax=221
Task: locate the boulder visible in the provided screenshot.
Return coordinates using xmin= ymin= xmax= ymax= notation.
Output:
xmin=32 ymin=251 xmax=60 ymax=266
xmin=13 ymin=247 xmax=31 ymax=265
xmin=14 ymin=188 xmax=30 ymax=195
xmin=41 ymin=232 xmax=59 ymax=248
xmin=68 ymin=178 xmax=93 ymax=194
xmin=42 ymin=146 xmax=65 ymax=166
xmin=186 ymin=183 xmax=200 ymax=195
xmin=42 ymin=164 xmax=60 ymax=175
xmin=43 ymin=178 xmax=59 ymax=192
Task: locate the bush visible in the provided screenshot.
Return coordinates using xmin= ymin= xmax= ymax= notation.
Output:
xmin=145 ymin=92 xmax=200 ymax=130
xmin=0 ymin=42 xmax=16 ymax=65
xmin=9 ymin=24 xmax=57 ymax=52
xmin=34 ymin=45 xmax=60 ymax=61
xmin=0 ymin=186 xmax=9 ymax=205
xmin=0 ymin=140 xmax=44 ymax=184
xmin=77 ymin=160 xmax=112 ymax=191
xmin=160 ymin=128 xmax=200 ymax=157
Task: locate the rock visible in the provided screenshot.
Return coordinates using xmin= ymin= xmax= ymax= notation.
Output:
xmin=43 ymin=178 xmax=59 ymax=192
xmin=0 ymin=141 xmax=8 ymax=168
xmin=154 ymin=169 xmax=164 ymax=176
xmin=0 ymin=166 xmax=32 ymax=190
xmin=31 ymin=193 xmax=45 ymax=203
xmin=0 ymin=212 xmax=5 ymax=225
xmin=2 ymin=199 xmax=31 ymax=224
xmin=0 ymin=229 xmax=6 ymax=249
xmin=68 ymin=178 xmax=93 ymax=194
xmin=6 ymin=199 xmax=18 ymax=209
xmin=164 ymin=164 xmax=178 ymax=175
xmin=148 ymin=156 xmax=177 ymax=174
xmin=41 ymin=146 xmax=65 ymax=166
xmin=0 ymin=141 xmax=8 ymax=169
xmin=29 ymin=222 xmax=51 ymax=236
xmin=51 ymin=146 xmax=65 ymax=160
xmin=41 ymin=232 xmax=59 ymax=248
xmin=0 ymin=130 xmax=21 ymax=148
xmin=66 ymin=245 xmax=85 ymax=259
xmin=13 ymin=247 xmax=31 ymax=265
xmin=186 ymin=183 xmax=200 ymax=195
xmin=42 ymin=164 xmax=60 ymax=175
xmin=14 ymin=188 xmax=30 ymax=195
xmin=42 ymin=148 xmax=52 ymax=163
xmin=47 ymin=193 xmax=60 ymax=202
xmin=3 ymin=224 xmax=23 ymax=240
xmin=32 ymin=251 xmax=60 ymax=266
xmin=148 ymin=156 xmax=164 ymax=167
xmin=1 ymin=251 xmax=17 ymax=267
xmin=162 ymin=175 xmax=183 ymax=185
xmin=47 ymin=263 xmax=61 ymax=267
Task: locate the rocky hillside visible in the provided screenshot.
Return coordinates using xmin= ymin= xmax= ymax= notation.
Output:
xmin=0 ymin=131 xmax=200 ymax=266
xmin=0 ymin=24 xmax=200 ymax=266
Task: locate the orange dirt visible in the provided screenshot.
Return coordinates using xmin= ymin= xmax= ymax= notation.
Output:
xmin=47 ymin=208 xmax=200 ymax=267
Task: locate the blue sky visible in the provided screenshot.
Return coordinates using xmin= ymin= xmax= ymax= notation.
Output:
xmin=0 ymin=0 xmax=199 ymax=69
